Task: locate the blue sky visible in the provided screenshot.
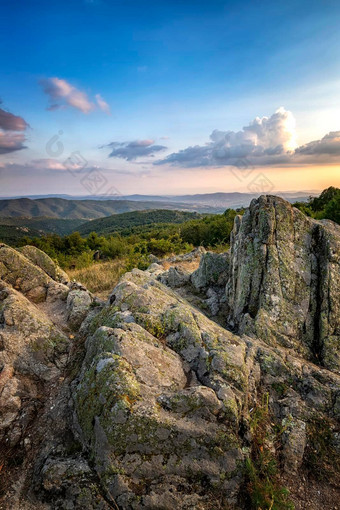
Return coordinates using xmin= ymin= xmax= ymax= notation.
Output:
xmin=1 ymin=0 xmax=340 ymax=195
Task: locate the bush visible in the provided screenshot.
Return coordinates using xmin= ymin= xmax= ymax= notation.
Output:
xmin=101 ymin=236 xmax=127 ymax=258
xmin=294 ymin=187 xmax=340 ymax=224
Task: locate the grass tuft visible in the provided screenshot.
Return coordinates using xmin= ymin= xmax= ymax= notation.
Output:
xmin=67 ymin=259 xmax=126 ymax=299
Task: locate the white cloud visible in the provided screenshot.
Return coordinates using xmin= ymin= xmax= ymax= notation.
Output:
xmin=296 ymin=131 xmax=340 ymax=156
xmin=156 ymin=107 xmax=298 ymax=167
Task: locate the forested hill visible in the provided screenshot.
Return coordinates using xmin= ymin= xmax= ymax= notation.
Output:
xmin=76 ymin=209 xmax=202 ymax=236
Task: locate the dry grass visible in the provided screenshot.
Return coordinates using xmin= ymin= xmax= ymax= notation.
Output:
xmin=67 ymin=256 xmax=201 ymax=300
xmin=161 ymin=259 xmax=200 ymax=272
xmin=67 ymin=259 xmax=127 ymax=299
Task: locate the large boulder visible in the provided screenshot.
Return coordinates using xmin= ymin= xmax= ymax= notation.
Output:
xmin=18 ymin=245 xmax=69 ymax=284
xmin=0 ymin=281 xmax=69 ymax=445
xmin=0 ymin=243 xmax=53 ymax=302
xmin=73 ymin=267 xmax=340 ymax=508
xmin=74 ymin=269 xmax=250 ymax=508
xmin=160 ymin=265 xmax=191 ymax=288
xmin=226 ymin=196 xmax=340 ymax=373
xmin=66 ymin=286 xmax=93 ymax=330
xmin=191 ymin=251 xmax=230 ymax=291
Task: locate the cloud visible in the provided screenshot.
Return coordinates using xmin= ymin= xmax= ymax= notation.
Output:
xmin=1 ymin=159 xmax=89 ymax=175
xmin=0 ymin=107 xmax=28 ymax=132
xmin=31 ymin=158 xmax=75 ymax=171
xmin=0 ymin=102 xmax=29 ymax=154
xmin=295 ymin=131 xmax=340 ymax=156
xmin=41 ymin=77 xmax=110 ymax=114
xmin=0 ymin=132 xmax=27 ymax=154
xmin=156 ymin=107 xmax=298 ymax=167
xmin=102 ymin=139 xmax=167 ymax=160
xmin=95 ymin=94 xmax=110 ymax=114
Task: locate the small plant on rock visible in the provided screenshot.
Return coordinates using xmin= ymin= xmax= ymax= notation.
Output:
xmin=245 ymin=393 xmax=294 ymax=510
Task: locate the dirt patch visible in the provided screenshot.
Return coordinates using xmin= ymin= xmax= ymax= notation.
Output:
xmin=282 ymin=473 xmax=340 ymax=510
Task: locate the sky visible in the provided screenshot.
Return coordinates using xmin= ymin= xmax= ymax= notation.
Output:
xmin=1 ymin=0 xmax=340 ymax=197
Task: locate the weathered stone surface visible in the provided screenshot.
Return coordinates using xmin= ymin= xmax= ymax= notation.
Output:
xmin=40 ymin=457 xmax=110 ymax=509
xmin=66 ymin=288 xmax=93 ymax=330
xmin=18 ymin=245 xmax=69 ymax=284
xmin=0 ymin=243 xmax=53 ymax=302
xmin=191 ymin=251 xmax=230 ymax=291
xmin=75 ymin=301 xmax=246 ymax=508
xmin=161 ymin=266 xmax=191 ymax=288
xmin=226 ymin=195 xmax=340 ymax=373
xmin=0 ymin=281 xmax=69 ymax=444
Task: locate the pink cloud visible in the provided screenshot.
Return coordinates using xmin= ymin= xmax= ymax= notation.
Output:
xmin=95 ymin=94 xmax=111 ymax=114
xmin=0 ymin=131 xmax=27 ymax=154
xmin=0 ymin=107 xmax=28 ymax=131
xmin=41 ymin=77 xmax=110 ymax=115
xmin=31 ymin=158 xmax=86 ymax=172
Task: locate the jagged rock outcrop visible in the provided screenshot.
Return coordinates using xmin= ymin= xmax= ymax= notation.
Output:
xmin=160 ymin=265 xmax=191 ymax=288
xmin=69 ymin=264 xmax=340 ymax=509
xmin=0 ymin=197 xmax=339 ymax=510
xmin=226 ymin=196 xmax=340 ymax=373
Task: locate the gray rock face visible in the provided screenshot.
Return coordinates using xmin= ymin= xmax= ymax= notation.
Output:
xmin=75 ymin=271 xmax=248 ymax=508
xmin=226 ymin=195 xmax=340 ymax=373
xmin=0 ymin=243 xmax=54 ymax=302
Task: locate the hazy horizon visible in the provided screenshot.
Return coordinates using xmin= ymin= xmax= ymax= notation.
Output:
xmin=0 ymin=189 xmax=323 ymax=200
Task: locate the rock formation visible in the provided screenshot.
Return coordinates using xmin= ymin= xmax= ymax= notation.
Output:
xmin=0 ymin=196 xmax=339 ymax=510
xmin=225 ymin=195 xmax=340 ymax=373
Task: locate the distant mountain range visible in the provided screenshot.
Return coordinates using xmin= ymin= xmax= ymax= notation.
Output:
xmin=0 ymin=197 xmax=217 ymax=219
xmin=0 ymin=191 xmax=315 ymax=219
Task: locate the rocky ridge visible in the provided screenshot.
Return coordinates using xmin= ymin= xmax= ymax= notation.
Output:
xmin=0 ymin=195 xmax=339 ymax=510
